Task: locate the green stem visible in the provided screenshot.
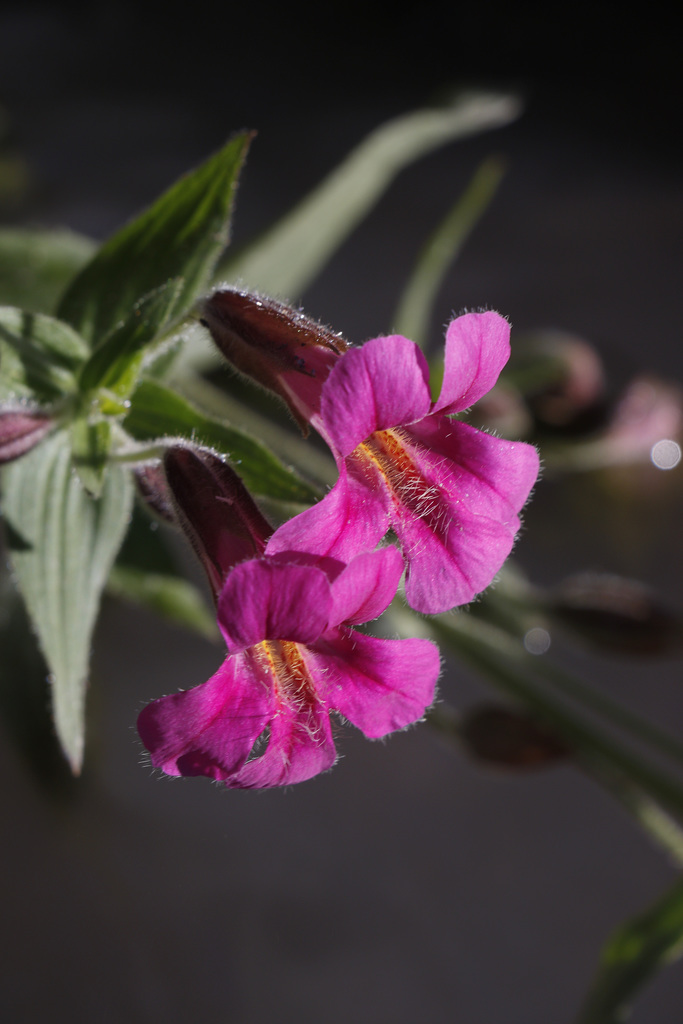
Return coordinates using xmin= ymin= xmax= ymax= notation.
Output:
xmin=420 ymin=611 xmax=683 ymax=822
xmin=475 ymin=589 xmax=683 ymax=775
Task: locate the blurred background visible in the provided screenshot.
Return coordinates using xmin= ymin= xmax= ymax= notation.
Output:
xmin=1 ymin=2 xmax=682 ymax=1022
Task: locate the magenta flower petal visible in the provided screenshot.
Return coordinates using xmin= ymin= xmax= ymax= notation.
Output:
xmin=330 ymin=547 xmax=404 ymax=626
xmin=408 ymin=416 xmax=541 ymax=521
xmin=266 ymin=461 xmax=390 ymax=563
xmin=434 ymin=311 xmax=512 ymax=415
xmin=230 ymin=693 xmax=337 ymax=788
xmin=218 ymin=559 xmax=332 ymax=651
xmin=321 ymin=335 xmax=432 ymax=456
xmin=137 ymin=654 xmax=274 ymax=780
xmin=312 ymin=629 xmax=440 ymax=738
xmin=376 ymin=420 xmax=539 ymax=613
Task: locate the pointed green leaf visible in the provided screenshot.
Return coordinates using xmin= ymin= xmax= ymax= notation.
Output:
xmin=0 ymin=228 xmax=95 ymax=315
xmin=0 ymin=305 xmax=89 ymax=401
xmin=221 ymin=92 xmax=519 ymax=299
xmin=1 ymin=430 xmax=133 ymax=771
xmin=57 ymin=132 xmax=253 ymax=345
xmin=576 ymin=876 xmax=683 ymax=1024
xmin=123 ymin=378 xmax=318 ymax=504
xmin=393 ymin=157 xmax=506 ymax=345
xmin=78 ymin=277 xmax=185 ymax=397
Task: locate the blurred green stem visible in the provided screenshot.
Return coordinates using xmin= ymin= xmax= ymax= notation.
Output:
xmin=393 ymin=157 xmax=506 ymax=346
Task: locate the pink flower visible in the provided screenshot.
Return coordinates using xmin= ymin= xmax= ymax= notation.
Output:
xmin=138 ymin=546 xmax=440 ymax=788
xmin=137 ymin=444 xmax=440 ymax=788
xmin=266 ymin=311 xmax=540 ymax=614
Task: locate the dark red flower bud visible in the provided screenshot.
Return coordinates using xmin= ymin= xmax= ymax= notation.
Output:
xmin=133 ymin=462 xmax=176 ymax=524
xmin=549 ymin=572 xmax=683 ymax=655
xmin=200 ymin=288 xmax=347 ymax=432
xmin=0 ymin=408 xmax=53 ymax=464
xmin=164 ymin=444 xmax=273 ymax=600
xmin=460 ymin=705 xmax=569 ymax=769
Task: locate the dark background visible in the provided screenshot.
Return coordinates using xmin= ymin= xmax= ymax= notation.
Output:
xmin=1 ymin=3 xmax=683 ymax=1022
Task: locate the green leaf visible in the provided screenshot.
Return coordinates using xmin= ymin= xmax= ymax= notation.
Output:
xmin=576 ymin=876 xmax=683 ymax=1024
xmin=1 ymin=430 xmax=133 ymax=771
xmin=0 ymin=228 xmax=95 ymax=315
xmin=393 ymin=157 xmax=506 ymax=345
xmin=221 ymin=91 xmax=519 ymax=299
xmin=78 ymin=277 xmax=185 ymax=397
xmin=0 ymin=305 xmax=89 ymax=401
xmin=123 ymin=378 xmax=319 ymax=504
xmin=109 ymin=502 xmax=216 ymax=639
xmin=107 ymin=566 xmax=218 ymax=640
xmin=57 ymin=132 xmax=253 ymax=346
xmin=70 ymin=418 xmax=112 ymax=497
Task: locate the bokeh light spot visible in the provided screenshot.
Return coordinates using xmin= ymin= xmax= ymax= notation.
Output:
xmin=651 ymin=439 xmax=681 ymax=470
xmin=523 ymin=627 xmax=551 ymax=655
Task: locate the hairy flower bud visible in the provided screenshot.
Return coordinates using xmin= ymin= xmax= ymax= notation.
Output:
xmin=200 ymin=288 xmax=347 ymax=432
xmin=133 ymin=462 xmax=176 ymax=524
xmin=0 ymin=408 xmax=53 ymax=464
xmin=164 ymin=444 xmax=273 ymax=599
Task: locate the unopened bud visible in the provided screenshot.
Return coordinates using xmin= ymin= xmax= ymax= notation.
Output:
xmin=0 ymin=408 xmax=53 ymax=464
xmin=164 ymin=444 xmax=273 ymax=599
xmin=133 ymin=462 xmax=176 ymax=524
xmin=550 ymin=572 xmax=683 ymax=655
xmin=600 ymin=376 xmax=683 ymax=467
xmin=517 ymin=330 xmax=606 ymax=429
xmin=200 ymin=288 xmax=347 ymax=432
xmin=460 ymin=705 xmax=569 ymax=769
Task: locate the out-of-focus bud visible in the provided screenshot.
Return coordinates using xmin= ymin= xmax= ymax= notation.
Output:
xmin=200 ymin=288 xmax=347 ymax=433
xmin=469 ymin=381 xmax=533 ymax=439
xmin=164 ymin=444 xmax=273 ymax=600
xmin=460 ymin=705 xmax=569 ymax=769
xmin=516 ymin=330 xmax=606 ymax=429
xmin=549 ymin=572 xmax=683 ymax=655
xmin=133 ymin=462 xmax=176 ymax=524
xmin=598 ymin=375 xmax=683 ymax=467
xmin=0 ymin=407 xmax=53 ymax=464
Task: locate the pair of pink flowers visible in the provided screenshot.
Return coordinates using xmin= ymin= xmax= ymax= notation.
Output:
xmin=138 ymin=294 xmax=539 ymax=788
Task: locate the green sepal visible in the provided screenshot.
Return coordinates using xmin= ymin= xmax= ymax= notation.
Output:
xmin=70 ymin=418 xmax=112 ymax=497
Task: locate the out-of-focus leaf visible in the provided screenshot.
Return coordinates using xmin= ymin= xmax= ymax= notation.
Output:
xmin=110 ymin=502 xmax=216 ymax=638
xmin=1 ymin=430 xmax=133 ymax=772
xmin=78 ymin=278 xmax=185 ymax=397
xmin=57 ymin=132 xmax=253 ymax=345
xmin=70 ymin=418 xmax=111 ymax=497
xmin=0 ymin=228 xmax=95 ymax=314
xmin=0 ymin=305 xmax=89 ymax=401
xmin=221 ymin=92 xmax=519 ymax=300
xmin=393 ymin=157 xmax=505 ymax=345
xmin=107 ymin=566 xmax=217 ymax=640
xmin=123 ymin=378 xmax=319 ymax=504
xmin=576 ymin=876 xmax=683 ymax=1024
